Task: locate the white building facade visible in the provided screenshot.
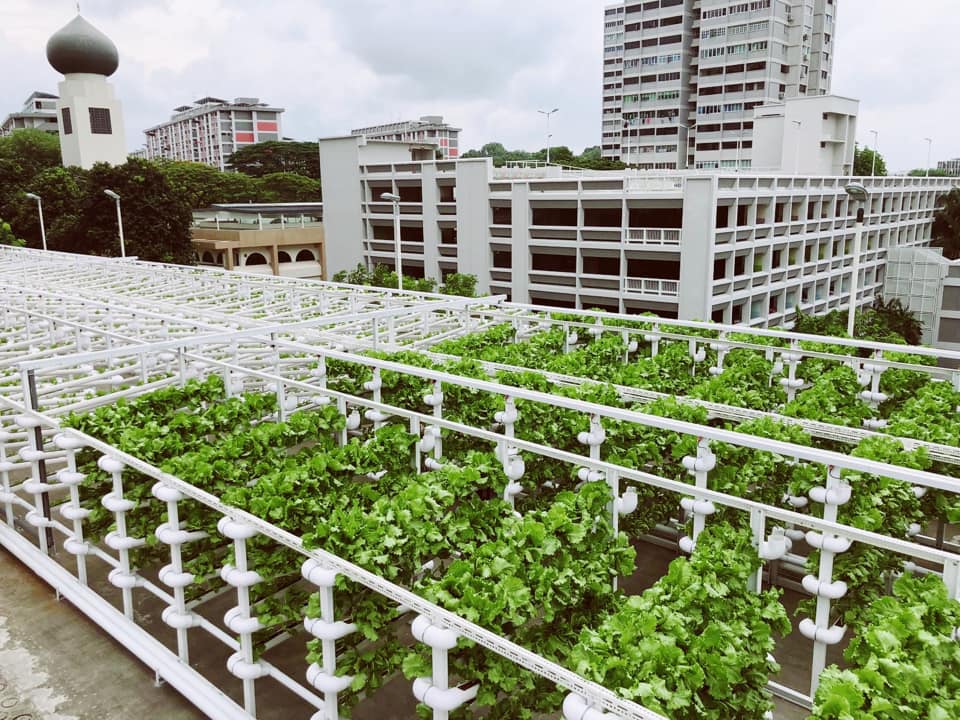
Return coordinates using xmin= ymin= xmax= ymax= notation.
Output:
xmin=0 ymin=92 xmax=59 ymax=137
xmin=602 ymin=0 xmax=837 ymax=170
xmin=319 ymin=135 xmax=959 ymax=326
xmin=144 ymin=97 xmax=284 ymax=170
xmin=351 ymin=116 xmax=461 ymax=159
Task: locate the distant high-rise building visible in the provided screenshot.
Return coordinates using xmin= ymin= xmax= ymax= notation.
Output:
xmin=0 ymin=92 xmax=59 ymax=137
xmin=601 ymin=0 xmax=837 ymax=170
xmin=351 ymin=116 xmax=461 ymax=159
xmin=46 ymin=14 xmax=128 ymax=168
xmin=144 ymin=97 xmax=284 ymax=170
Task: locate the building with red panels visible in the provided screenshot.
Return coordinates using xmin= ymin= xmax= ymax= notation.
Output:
xmin=144 ymin=97 xmax=284 ymax=170
xmin=351 ymin=115 xmax=461 ymax=159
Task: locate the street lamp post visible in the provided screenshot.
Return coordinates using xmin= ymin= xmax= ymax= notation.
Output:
xmin=844 ymin=182 xmax=868 ymax=337
xmin=103 ymin=189 xmax=125 ymax=258
xmin=23 ymin=192 xmax=47 ymax=251
xmin=380 ymin=192 xmax=403 ymax=290
xmin=868 ymin=130 xmax=878 ymax=177
xmin=924 ymin=137 xmax=933 ymax=178
xmin=537 ymin=108 xmax=559 ymax=164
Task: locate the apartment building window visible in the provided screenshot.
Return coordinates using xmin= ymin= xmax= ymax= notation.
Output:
xmin=701 ymin=47 xmax=725 ymax=59
xmin=491 ymin=206 xmax=512 ymax=225
xmin=714 ymin=258 xmax=727 ymax=279
xmin=734 ymin=255 xmax=746 ymax=276
xmin=658 ymin=72 xmax=681 ymax=82
xmin=531 ymin=253 xmax=575 ymax=273
xmin=492 ymin=250 xmax=511 ymax=268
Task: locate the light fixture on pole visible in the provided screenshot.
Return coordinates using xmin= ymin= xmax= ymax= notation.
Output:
xmin=868 ymin=130 xmax=878 ymax=177
xmin=844 ymin=182 xmax=868 ymax=337
xmin=537 ymin=108 xmax=559 ymax=164
xmin=380 ymin=192 xmax=403 ymax=290
xmin=103 ymin=189 xmax=125 ymax=258
xmin=23 ymin=192 xmax=47 ymax=251
xmin=924 ymin=137 xmax=933 ymax=178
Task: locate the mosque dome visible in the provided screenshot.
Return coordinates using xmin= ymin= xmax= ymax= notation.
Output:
xmin=46 ymin=15 xmax=119 ymax=77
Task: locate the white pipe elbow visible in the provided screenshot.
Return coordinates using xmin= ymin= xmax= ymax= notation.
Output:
xmin=798 ymin=618 xmax=847 ymax=645
xmin=805 ymin=531 xmax=852 ymax=554
xmin=412 ymin=678 xmax=479 ymax=712
xmin=301 ymin=558 xmax=339 ymax=588
xmin=801 ymin=574 xmax=848 ymax=599
xmin=616 ymin=487 xmax=638 ymax=516
xmin=411 ymin=615 xmax=459 ymax=650
xmin=562 ymin=693 xmax=616 ymax=720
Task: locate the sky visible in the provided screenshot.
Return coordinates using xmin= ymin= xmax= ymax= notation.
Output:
xmin=1 ymin=0 xmax=957 ymax=172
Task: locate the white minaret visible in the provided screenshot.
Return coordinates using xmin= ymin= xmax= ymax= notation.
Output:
xmin=46 ymin=14 xmax=127 ymax=168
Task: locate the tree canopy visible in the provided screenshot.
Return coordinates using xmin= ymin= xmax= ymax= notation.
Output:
xmin=227 ymin=140 xmax=320 ymax=178
xmin=460 ymin=142 xmax=627 ymax=170
xmin=908 ymin=168 xmax=953 ymax=177
xmin=932 ymin=187 xmax=960 ymax=260
xmin=853 ymin=144 xmax=887 ymax=176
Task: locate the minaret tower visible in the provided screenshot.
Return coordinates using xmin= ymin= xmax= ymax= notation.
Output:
xmin=46 ymin=13 xmax=127 ymax=168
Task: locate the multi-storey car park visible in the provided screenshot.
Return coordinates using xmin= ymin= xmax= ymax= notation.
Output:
xmin=602 ymin=0 xmax=836 ymax=169
xmin=317 ymin=136 xmax=960 ymax=325
xmin=1 ymin=246 xmax=959 ymax=720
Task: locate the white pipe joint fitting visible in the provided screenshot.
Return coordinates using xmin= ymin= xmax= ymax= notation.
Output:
xmin=504 ymin=456 xmax=525 ymax=481
xmin=798 ymin=618 xmax=847 ymax=645
xmin=63 ymin=537 xmax=90 ymax=556
xmin=220 ymin=564 xmax=263 ymax=588
xmin=302 ymin=558 xmax=339 ymax=588
xmin=562 ymin=693 xmax=616 ymax=720
xmin=680 ymin=497 xmax=716 ymax=516
xmin=217 ymin=516 xmax=259 ymax=540
xmin=779 ymin=377 xmax=804 ymax=390
xmin=626 ymin=339 xmax=639 ymax=353
xmin=412 ymin=678 xmax=479 ymax=713
xmin=19 ymin=448 xmax=50 ymax=463
xmin=759 ymin=528 xmax=790 ymax=560
xmin=805 ymin=530 xmax=852 ymax=554
xmin=102 ymin=492 xmax=136 ymax=514
xmin=162 ymin=606 xmax=200 ymax=630
xmin=859 ymin=390 xmax=888 ymax=404
xmin=494 ymin=403 xmax=518 ymax=425
xmin=227 ymin=652 xmax=269 ymax=681
xmin=364 ymin=409 xmax=389 ymax=423
xmin=577 ymin=425 xmax=606 ymax=447
xmin=56 ymin=469 xmax=86 ymax=486
xmin=97 ymin=455 xmax=124 ymax=474
xmin=784 ymin=528 xmax=807 ymax=542
xmin=108 ymin=568 xmax=139 ymax=589
xmin=616 ymin=487 xmax=638 ymax=516
xmin=59 ymin=504 xmax=90 ymax=521
xmin=643 ymin=333 xmax=658 ymax=343
xmin=104 ymin=531 xmax=144 ymax=551
xmin=25 ymin=510 xmax=54 ymax=528
xmin=411 ymin=615 xmax=459 ymax=650
xmin=678 ymin=535 xmax=695 ymax=554
xmin=708 ymin=365 xmax=724 ymax=376
xmin=53 ymin=433 xmax=84 ymax=450
xmin=424 ymin=457 xmax=444 ymax=471
xmin=151 ymin=482 xmax=185 ymax=503
xmin=23 ymin=479 xmax=54 ymax=495
xmin=14 ymin=414 xmax=40 ymax=429
xmin=503 ymin=481 xmax=524 ymax=503
xmin=155 ymin=522 xmax=205 ymax=546
xmin=681 ymin=453 xmax=716 ymax=473
xmin=577 ymin=467 xmax=605 ymax=484
xmin=808 ymin=483 xmax=851 ymax=506
xmin=304 ymin=616 xmax=357 ymax=641
xmin=362 ymin=377 xmax=382 ymax=392
xmin=224 ymin=606 xmax=264 ymax=635
xmin=345 ymin=409 xmax=361 ymax=431
xmin=908 ymin=522 xmax=922 ymax=537
xmin=566 ymin=332 xmax=578 ymax=345
xmin=801 ymin=574 xmax=848 ymax=599
xmin=423 ymin=392 xmax=444 ymax=407
xmin=158 ymin=564 xmax=195 ymax=588
xmin=306 ymin=663 xmax=353 ymax=694
xmin=785 ymin=494 xmax=809 ymax=508
xmin=912 ymin=485 xmax=928 ymax=499
xmin=862 ymin=418 xmax=888 ymax=430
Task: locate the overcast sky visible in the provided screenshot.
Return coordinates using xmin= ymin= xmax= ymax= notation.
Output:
xmin=1 ymin=0 xmax=956 ymax=172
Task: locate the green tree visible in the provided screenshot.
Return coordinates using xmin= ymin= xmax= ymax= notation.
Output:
xmin=440 ymin=272 xmax=477 ymax=297
xmin=908 ymin=168 xmax=952 ymax=177
xmin=6 ymin=166 xmax=83 ymax=249
xmin=59 ymin=158 xmax=194 ymax=264
xmin=0 ymin=219 xmax=25 ymax=246
xmin=853 ymin=144 xmax=887 ymax=176
xmin=257 ymin=172 xmax=322 ymax=202
xmin=932 ymin=187 xmax=960 ymax=259
xmin=227 ymin=141 xmax=320 ymax=178
xmin=0 ymin=129 xmax=62 ymax=213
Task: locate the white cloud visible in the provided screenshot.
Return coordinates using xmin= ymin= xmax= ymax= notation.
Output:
xmin=0 ymin=0 xmax=957 ymax=170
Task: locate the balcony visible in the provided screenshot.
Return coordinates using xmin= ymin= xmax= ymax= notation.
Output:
xmin=624 ymin=228 xmax=681 ymax=246
xmin=622 ymin=277 xmax=680 ymax=297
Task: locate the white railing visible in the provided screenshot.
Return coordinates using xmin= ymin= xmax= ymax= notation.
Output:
xmin=623 ymin=277 xmax=680 ymax=296
xmin=624 ymin=228 xmax=682 ymax=245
